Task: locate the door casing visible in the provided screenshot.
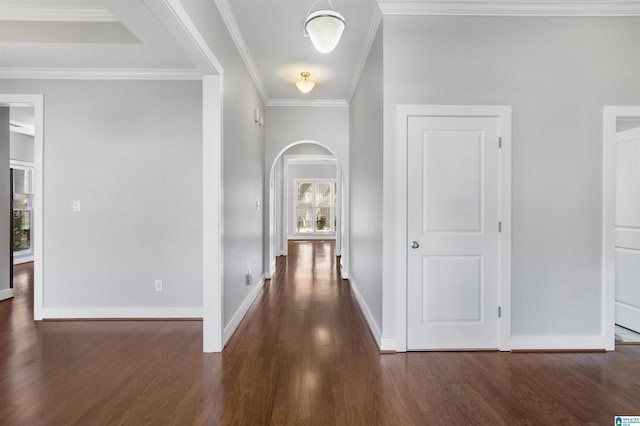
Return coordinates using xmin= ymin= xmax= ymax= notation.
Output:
xmin=395 ymin=105 xmax=512 ymax=352
xmin=603 ymin=106 xmax=640 ymax=351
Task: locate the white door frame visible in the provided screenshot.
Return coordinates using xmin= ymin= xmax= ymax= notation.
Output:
xmin=395 ymin=105 xmax=512 ymax=352
xmin=602 ymin=106 xmax=640 ymax=351
xmin=0 ymin=94 xmax=44 ymax=320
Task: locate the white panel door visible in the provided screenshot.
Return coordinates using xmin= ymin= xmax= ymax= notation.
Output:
xmin=615 ymin=127 xmax=640 ymax=333
xmin=407 ymin=116 xmax=501 ymax=350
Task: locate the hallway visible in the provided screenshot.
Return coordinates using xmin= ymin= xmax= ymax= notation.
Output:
xmin=1 ymin=241 xmax=640 ymax=424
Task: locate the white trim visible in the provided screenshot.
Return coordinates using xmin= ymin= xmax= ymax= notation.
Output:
xmin=346 ymin=7 xmax=382 ymax=103
xmin=0 ymin=94 xmax=44 ymax=321
xmin=510 ymin=335 xmax=608 ymax=351
xmin=153 ymin=0 xmax=223 ymax=75
xmin=0 ymin=4 xmax=117 ymax=22
xmin=40 ymin=307 xmax=202 ymax=319
xmin=214 ymin=0 xmax=268 ymax=103
xmin=380 ymin=338 xmax=397 ymax=351
xmin=0 ymin=288 xmax=14 ymax=302
xmin=10 ymin=121 xmax=35 ymax=136
xmin=202 ymin=75 xmax=224 ymax=353
xmin=153 ymin=0 xmax=226 ymax=353
xmin=266 ymin=99 xmax=349 ymax=108
xmin=377 ymin=1 xmax=640 ymax=16
xmin=395 ymin=105 xmax=512 ymax=352
xmin=286 ymin=155 xmax=337 ymax=165
xmin=0 ymin=68 xmax=201 ymax=81
xmin=223 ymin=274 xmax=266 ymax=345
xmin=9 ymin=159 xmax=35 ymax=169
xmin=340 ymin=258 xmax=348 ymax=279
xmin=603 ymin=106 xmax=640 ymax=352
xmin=349 ymin=276 xmax=383 ymax=349
xmin=13 ymin=254 xmax=34 ymax=265
xmin=267 ymin=259 xmax=276 ymax=279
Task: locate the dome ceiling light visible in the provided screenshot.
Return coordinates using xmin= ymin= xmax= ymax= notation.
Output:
xmin=303 ymin=0 xmax=346 ymax=54
xmin=296 ymin=72 xmax=315 ymax=93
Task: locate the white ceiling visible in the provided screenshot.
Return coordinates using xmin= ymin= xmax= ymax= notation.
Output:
xmin=1 ymin=1 xmax=640 ymax=105
xmin=0 ymin=0 xmax=381 ymax=103
xmin=0 ymin=0 xmax=194 ymax=69
xmin=224 ymin=0 xmax=380 ymax=103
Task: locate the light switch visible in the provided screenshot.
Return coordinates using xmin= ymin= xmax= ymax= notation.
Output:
xmin=72 ymin=200 xmax=81 ymax=212
xmin=256 ymin=201 xmax=261 ymax=212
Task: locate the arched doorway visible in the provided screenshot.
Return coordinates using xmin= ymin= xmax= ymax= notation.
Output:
xmin=266 ymin=140 xmax=345 ymax=279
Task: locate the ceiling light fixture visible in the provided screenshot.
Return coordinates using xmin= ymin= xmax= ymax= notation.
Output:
xmin=296 ymin=72 xmax=315 ymax=93
xmin=304 ymin=0 xmax=346 ymax=54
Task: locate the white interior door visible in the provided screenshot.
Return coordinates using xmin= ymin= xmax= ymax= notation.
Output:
xmin=615 ymin=127 xmax=640 ymax=333
xmin=407 ymin=115 xmax=502 ymax=350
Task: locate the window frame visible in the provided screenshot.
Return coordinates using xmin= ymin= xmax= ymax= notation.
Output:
xmin=293 ymin=178 xmax=336 ymax=235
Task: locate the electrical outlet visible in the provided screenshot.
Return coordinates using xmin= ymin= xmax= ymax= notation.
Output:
xmin=155 ymin=279 xmax=162 ymax=291
xmin=246 ymin=269 xmax=252 ymax=286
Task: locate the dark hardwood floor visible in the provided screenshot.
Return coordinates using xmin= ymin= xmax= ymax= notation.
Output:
xmin=2 ymin=244 xmax=640 ymax=425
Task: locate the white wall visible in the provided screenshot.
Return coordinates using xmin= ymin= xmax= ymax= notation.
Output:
xmin=0 ymin=79 xmax=203 ymax=314
xmin=286 ymin=162 xmax=337 ymax=238
xmin=0 ymin=107 xmax=10 ymax=296
xmin=382 ymin=16 xmax=640 ymax=344
xmin=265 ymin=106 xmax=349 ymax=273
xmin=349 ymin=25 xmax=384 ymax=340
xmin=10 ymin=131 xmax=34 ymax=163
xmin=179 ymin=0 xmax=265 ymax=330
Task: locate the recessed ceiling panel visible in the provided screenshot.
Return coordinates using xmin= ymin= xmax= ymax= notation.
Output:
xmin=0 ymin=22 xmax=140 ymax=43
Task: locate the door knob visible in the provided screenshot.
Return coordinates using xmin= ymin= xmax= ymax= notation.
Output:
xmin=411 ymin=241 xmax=420 ymax=249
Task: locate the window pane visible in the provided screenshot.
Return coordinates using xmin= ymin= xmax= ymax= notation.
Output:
xmin=13 ymin=210 xmax=31 ymax=251
xmin=297 ymin=207 xmax=313 ymax=233
xmin=316 ymin=207 xmax=332 ymax=232
xmin=297 ymin=182 xmax=313 ymax=207
xmin=316 ymin=183 xmax=331 ymax=206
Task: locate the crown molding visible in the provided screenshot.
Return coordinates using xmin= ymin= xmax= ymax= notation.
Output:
xmin=0 ymin=4 xmax=117 ymax=22
xmin=266 ymin=99 xmax=349 ymax=108
xmin=377 ymin=1 xmax=640 ymax=16
xmin=156 ymin=0 xmax=223 ymax=76
xmin=346 ymin=7 xmax=382 ymax=103
xmin=214 ymin=0 xmax=268 ymax=103
xmin=0 ymin=67 xmax=202 ymax=80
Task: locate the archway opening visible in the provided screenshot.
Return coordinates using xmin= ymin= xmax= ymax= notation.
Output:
xmin=266 ymin=141 xmax=344 ymax=279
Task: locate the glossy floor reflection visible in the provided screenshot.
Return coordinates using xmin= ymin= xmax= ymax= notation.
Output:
xmin=2 ymin=244 xmax=640 ymax=424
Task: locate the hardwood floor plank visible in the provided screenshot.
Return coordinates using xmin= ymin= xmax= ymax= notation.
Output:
xmin=3 ymin=250 xmax=640 ymax=424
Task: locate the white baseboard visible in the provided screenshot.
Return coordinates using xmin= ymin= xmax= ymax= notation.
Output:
xmin=223 ymin=274 xmax=266 ymax=345
xmin=510 ymin=334 xmax=609 ymax=351
xmin=0 ymin=288 xmax=14 ymax=302
xmin=340 ymin=258 xmax=348 ymax=279
xmin=348 ymin=276 xmax=383 ymax=349
xmin=39 ymin=306 xmax=203 ymax=319
xmin=268 ymin=259 xmax=276 ymax=278
xmin=13 ymin=254 xmax=34 ymax=265
xmin=380 ymin=337 xmax=397 ymax=352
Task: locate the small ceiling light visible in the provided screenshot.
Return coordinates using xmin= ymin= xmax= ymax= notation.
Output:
xmin=304 ymin=0 xmax=346 ymax=54
xmin=296 ymin=72 xmax=315 ymax=93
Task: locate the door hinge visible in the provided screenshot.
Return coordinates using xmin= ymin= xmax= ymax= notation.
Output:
xmin=498 ymin=306 xmax=502 ymax=318
xmin=498 ymin=221 xmax=502 ymax=233
xmin=498 ymin=136 xmax=502 ymax=148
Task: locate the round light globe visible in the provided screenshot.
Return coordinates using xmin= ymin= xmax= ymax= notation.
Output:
xmin=304 ymin=10 xmax=345 ymax=54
